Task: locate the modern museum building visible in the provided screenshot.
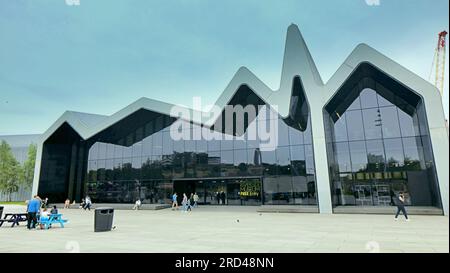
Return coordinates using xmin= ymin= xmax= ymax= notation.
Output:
xmin=30 ymin=25 xmax=449 ymax=215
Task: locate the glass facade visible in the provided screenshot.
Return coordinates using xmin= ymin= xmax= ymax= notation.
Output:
xmin=325 ymin=72 xmax=441 ymax=208
xmin=35 ymin=63 xmax=443 ymax=212
xmin=85 ymin=106 xmax=317 ymax=205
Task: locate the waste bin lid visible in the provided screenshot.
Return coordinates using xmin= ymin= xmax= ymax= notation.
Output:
xmin=95 ymin=207 xmax=114 ymax=210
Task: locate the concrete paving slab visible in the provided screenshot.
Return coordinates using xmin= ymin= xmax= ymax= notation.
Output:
xmin=0 ymin=205 xmax=448 ymax=253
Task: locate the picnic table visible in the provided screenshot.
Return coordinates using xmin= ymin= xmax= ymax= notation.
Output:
xmin=0 ymin=213 xmax=28 ymax=228
xmin=38 ymin=214 xmax=68 ymax=229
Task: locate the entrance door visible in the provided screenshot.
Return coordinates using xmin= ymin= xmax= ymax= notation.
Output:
xmin=227 ymin=178 xmax=262 ymax=206
xmin=178 ymin=179 xmax=226 ymax=205
xmin=204 ymin=180 xmax=227 ymax=205
xmin=173 ymin=180 xmax=196 ymax=204
xmin=173 ymin=178 xmax=262 ymax=206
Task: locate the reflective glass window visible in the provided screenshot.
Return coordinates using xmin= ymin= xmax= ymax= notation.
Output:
xmin=114 ymin=144 xmax=123 ymax=159
xmin=162 ymin=131 xmax=173 ymax=155
xmin=384 ymin=138 xmax=404 ymax=170
xmin=221 ymin=137 xmax=234 ymax=151
xmin=98 ymin=143 xmax=107 ymax=160
xmin=132 ymin=142 xmax=142 ymax=158
xmin=207 ymin=129 xmax=221 ymax=151
xmin=234 ymin=135 xmax=247 ymax=150
xmin=362 ymin=108 xmax=383 ymax=140
xmin=377 ymin=93 xmax=393 ymax=107
xmin=380 ymin=106 xmax=401 ymax=138
xmin=288 ymin=126 xmax=304 ymax=145
xmin=333 ymin=114 xmax=348 ymax=142
xmin=142 ymin=135 xmax=152 ymax=156
xmin=278 ymin=119 xmax=290 ymax=147
xmin=365 ymin=140 xmax=385 ymax=172
xmin=123 ymin=145 xmax=132 ymax=158
xmin=185 ymin=137 xmax=196 ymax=153
xmin=398 ymin=109 xmax=416 ymax=137
xmin=349 ymin=141 xmax=367 ymax=172
xmin=196 ymin=132 xmax=207 ymax=152
xmin=346 ymin=110 xmax=365 ymax=141
xmin=347 ymin=96 xmax=361 ymax=110
xmin=360 ymin=88 xmax=378 ymax=109
xmin=152 ymin=132 xmax=162 ymax=155
xmin=402 ymin=137 xmax=424 ymax=170
xmin=89 ymin=144 xmax=98 ymax=160
xmin=261 ymin=150 xmax=277 ymax=176
xmin=234 ymin=149 xmax=248 ymax=176
xmin=277 ymin=146 xmax=291 ymax=175
xmin=334 ymin=142 xmax=351 ymax=173
xmin=305 ymin=145 xmax=315 ymax=175
xmin=303 ymin=119 xmax=313 ymax=144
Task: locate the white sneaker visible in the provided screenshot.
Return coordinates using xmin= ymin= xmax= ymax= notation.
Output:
xmin=406 ymin=219 xmax=410 ymax=222
xmin=394 ymin=218 xmax=398 ymax=221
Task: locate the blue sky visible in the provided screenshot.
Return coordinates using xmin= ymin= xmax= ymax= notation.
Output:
xmin=0 ymin=0 xmax=448 ymax=135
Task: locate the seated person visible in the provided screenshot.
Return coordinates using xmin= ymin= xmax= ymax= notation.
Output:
xmin=132 ymin=199 xmax=142 ymax=210
xmin=64 ymin=199 xmax=70 ymax=209
xmin=39 ymin=208 xmax=51 ymax=229
xmin=50 ymin=205 xmax=58 ymax=215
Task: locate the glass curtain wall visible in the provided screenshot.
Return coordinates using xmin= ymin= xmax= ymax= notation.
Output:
xmin=85 ymin=106 xmax=317 ymax=205
xmin=325 ymin=73 xmax=441 ymax=208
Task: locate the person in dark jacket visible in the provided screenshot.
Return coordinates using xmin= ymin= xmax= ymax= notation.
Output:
xmin=394 ymin=192 xmax=409 ymax=221
xmin=220 ymin=191 xmax=226 ymax=205
xmin=216 ymin=192 xmax=220 ymax=205
xmin=50 ymin=205 xmax=58 ymax=214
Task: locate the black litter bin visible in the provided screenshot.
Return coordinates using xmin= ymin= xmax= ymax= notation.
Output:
xmin=94 ymin=207 xmax=114 ymax=232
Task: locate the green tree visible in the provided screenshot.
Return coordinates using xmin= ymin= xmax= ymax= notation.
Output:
xmin=0 ymin=140 xmax=21 ymax=201
xmin=21 ymin=143 xmax=37 ymax=190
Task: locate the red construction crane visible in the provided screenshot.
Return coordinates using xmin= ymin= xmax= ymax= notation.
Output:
xmin=431 ymin=31 xmax=447 ymax=97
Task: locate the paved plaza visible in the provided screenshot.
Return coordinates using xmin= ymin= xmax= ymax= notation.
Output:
xmin=0 ymin=205 xmax=448 ymax=253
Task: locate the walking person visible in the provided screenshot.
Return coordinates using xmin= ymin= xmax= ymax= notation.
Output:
xmin=394 ymin=192 xmax=409 ymax=221
xmin=193 ymin=192 xmax=199 ymax=208
xmin=216 ymin=192 xmax=220 ymax=205
xmin=26 ymin=195 xmax=41 ymax=230
xmin=172 ymin=193 xmax=178 ymax=210
xmin=187 ymin=194 xmax=193 ymax=212
xmin=221 ymin=191 xmax=226 ymax=205
xmin=83 ymin=196 xmax=92 ymax=211
xmin=181 ymin=193 xmax=188 ymax=212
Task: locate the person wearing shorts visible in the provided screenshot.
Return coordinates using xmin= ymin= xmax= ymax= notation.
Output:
xmin=172 ymin=193 xmax=178 ymax=210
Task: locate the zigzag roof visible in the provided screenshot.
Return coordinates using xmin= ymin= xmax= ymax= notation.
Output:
xmin=39 ymin=24 xmax=443 ymax=144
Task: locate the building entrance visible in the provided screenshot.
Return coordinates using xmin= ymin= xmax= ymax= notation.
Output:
xmin=172 ymin=178 xmax=262 ymax=206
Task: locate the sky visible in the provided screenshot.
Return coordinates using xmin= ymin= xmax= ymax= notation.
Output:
xmin=0 ymin=0 xmax=448 ymax=135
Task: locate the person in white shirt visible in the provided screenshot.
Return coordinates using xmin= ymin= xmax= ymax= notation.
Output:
xmin=193 ymin=193 xmax=199 ymax=208
xmin=133 ymin=199 xmax=142 ymax=210
xmin=83 ymin=196 xmax=92 ymax=211
xmin=39 ymin=208 xmax=51 ymax=229
xmin=181 ymin=193 xmax=188 ymax=212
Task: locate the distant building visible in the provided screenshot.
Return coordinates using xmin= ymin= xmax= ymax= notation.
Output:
xmin=0 ymin=134 xmax=40 ymax=201
xmin=0 ymin=134 xmax=40 ymax=164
